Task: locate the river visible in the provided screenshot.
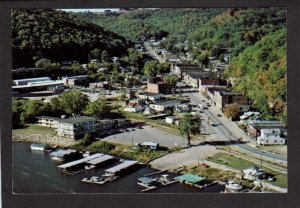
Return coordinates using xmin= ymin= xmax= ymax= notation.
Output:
xmin=13 ymin=142 xmax=224 ymax=193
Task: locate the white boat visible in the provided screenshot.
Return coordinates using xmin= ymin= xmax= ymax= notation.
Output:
xmin=225 ymin=180 xmax=243 ymax=192
xmin=30 ymin=143 xmax=47 ymax=151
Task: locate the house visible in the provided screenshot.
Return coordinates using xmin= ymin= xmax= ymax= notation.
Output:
xmin=62 ymin=75 xmax=88 ymax=87
xmin=124 ymin=102 xmax=143 ymax=113
xmin=138 ymin=92 xmax=164 ymax=101
xmin=150 ymin=99 xmax=182 ymax=112
xmin=170 ymin=63 xmax=201 ymax=77
xmin=50 ymin=149 xmax=80 ymax=161
xmin=162 ymin=52 xmax=178 ymax=61
xmin=182 ymin=68 xmax=213 ymax=89
xmin=257 ymin=129 xmax=286 ymax=145
xmin=90 ymin=59 xmax=99 ymax=63
xmin=239 ymin=111 xmax=261 ymax=126
xmin=135 ymin=141 xmax=159 ymax=150
xmin=242 ymin=166 xmax=268 ymax=181
xmin=57 ymin=116 xmax=98 ymax=139
xmin=147 ymin=77 xmax=169 ymax=94
xmin=144 ymin=107 xmax=155 ymax=115
xmin=165 ymin=116 xmax=176 ymax=124
xmin=212 ymin=90 xmax=250 ymax=113
xmin=247 ymin=120 xmax=286 ymax=139
xmin=37 ymin=116 xmax=60 ymax=128
xmin=125 ymin=89 xmax=134 ymax=99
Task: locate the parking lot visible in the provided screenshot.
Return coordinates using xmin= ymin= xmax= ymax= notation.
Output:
xmin=102 ymin=125 xmax=198 ymax=148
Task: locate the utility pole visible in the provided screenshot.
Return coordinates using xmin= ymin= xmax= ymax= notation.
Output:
xmin=260 ymin=151 xmax=263 ymax=169
xmin=228 ymin=133 xmax=231 ymax=155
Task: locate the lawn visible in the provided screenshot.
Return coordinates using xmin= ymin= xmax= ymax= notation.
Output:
xmin=206 ymin=152 xmax=287 ymax=188
xmin=13 ymin=124 xmax=56 ymax=135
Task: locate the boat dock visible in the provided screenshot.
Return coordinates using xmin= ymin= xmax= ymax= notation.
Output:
xmin=57 ymin=153 xmax=114 ymax=173
xmin=141 ymin=180 xmax=178 ymax=192
xmin=104 ymin=160 xmax=138 ymax=176
xmin=144 ymin=169 xmax=168 ymax=176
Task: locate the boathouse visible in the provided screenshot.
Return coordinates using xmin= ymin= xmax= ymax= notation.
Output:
xmin=175 ymin=174 xmax=205 ymax=185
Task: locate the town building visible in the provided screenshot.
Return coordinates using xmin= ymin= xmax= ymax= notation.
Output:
xmin=147 ymin=77 xmax=169 ymax=94
xmin=165 ymin=116 xmax=178 ymax=124
xmin=212 ymin=91 xmax=250 ymax=113
xmin=37 ymin=116 xmax=60 ymax=128
xmin=124 ymin=102 xmax=143 ymax=113
xmin=247 ymin=120 xmax=286 ymax=139
xmin=138 ymin=92 xmax=164 ymax=101
xmin=256 ymin=129 xmax=286 ymax=145
xmin=57 ymin=116 xmax=98 ymax=139
xmin=12 ymin=77 xmax=64 ymax=93
xmin=62 ymin=75 xmax=88 ymax=87
xmin=144 ymin=107 xmax=155 ymax=115
xmin=150 ymin=99 xmax=182 ymax=112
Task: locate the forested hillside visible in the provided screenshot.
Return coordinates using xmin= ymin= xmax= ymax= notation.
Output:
xmin=77 ymin=8 xmax=286 ymax=120
xmin=12 ymin=9 xmax=131 ymax=68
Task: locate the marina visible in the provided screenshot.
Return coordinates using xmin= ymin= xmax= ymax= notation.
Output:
xmin=13 ymin=142 xmax=225 ymax=193
xmin=57 ymin=153 xmax=115 ymax=174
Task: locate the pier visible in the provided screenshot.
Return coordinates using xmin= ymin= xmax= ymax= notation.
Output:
xmin=57 ymin=153 xmax=114 ymax=173
xmin=105 ymin=160 xmax=138 ymax=176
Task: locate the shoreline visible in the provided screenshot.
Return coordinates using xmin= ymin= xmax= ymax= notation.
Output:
xmin=12 ymin=132 xmax=75 ymax=148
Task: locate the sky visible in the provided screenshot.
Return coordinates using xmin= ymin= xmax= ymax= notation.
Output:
xmin=61 ymin=9 xmax=120 ymax=13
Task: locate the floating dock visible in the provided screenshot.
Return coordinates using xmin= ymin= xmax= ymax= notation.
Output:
xmin=57 ymin=153 xmax=114 ymax=173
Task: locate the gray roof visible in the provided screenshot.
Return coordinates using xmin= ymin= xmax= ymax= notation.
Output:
xmin=58 ymin=116 xmax=96 ymax=124
xmin=37 ymin=116 xmax=61 ymax=121
xmin=105 ymin=160 xmax=138 ymax=174
xmin=152 ymin=99 xmax=182 ymax=107
xmin=57 ymin=153 xmax=104 ymax=169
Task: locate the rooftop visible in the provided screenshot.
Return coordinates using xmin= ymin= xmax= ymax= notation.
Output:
xmin=151 ymin=99 xmax=182 ymax=106
xmin=58 ymin=116 xmax=96 ymax=125
xmin=105 ymin=160 xmax=138 ymax=174
xmin=175 ymin=174 xmax=205 ymax=184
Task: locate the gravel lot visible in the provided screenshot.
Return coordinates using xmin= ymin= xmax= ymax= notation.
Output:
xmin=102 ymin=125 xmax=200 ymax=148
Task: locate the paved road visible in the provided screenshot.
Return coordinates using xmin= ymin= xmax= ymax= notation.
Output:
xmin=102 ymin=125 xmax=200 ymax=148
xmin=144 ymin=43 xmax=165 ymax=63
xmin=150 ymin=145 xmax=218 ymax=170
xmin=186 ymin=92 xmax=288 ymax=163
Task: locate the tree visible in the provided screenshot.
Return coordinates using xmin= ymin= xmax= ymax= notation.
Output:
xmin=224 ymin=103 xmax=240 ymax=119
xmin=91 ymin=48 xmax=101 ymax=59
xmin=81 ymin=133 xmax=92 ymax=146
xmin=85 ymin=98 xmax=111 ymax=119
xmin=164 ymin=75 xmax=178 ymax=93
xmin=58 ymin=90 xmax=89 ymax=115
xmin=35 ymin=58 xmax=52 ymax=68
xmin=178 ymin=114 xmax=201 ymax=146
xmin=143 ymin=60 xmax=158 ymax=76
xmin=101 ymin=50 xmax=110 ymax=62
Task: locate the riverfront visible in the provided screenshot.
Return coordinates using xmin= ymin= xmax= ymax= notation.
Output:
xmin=13 ymin=142 xmax=225 ymax=193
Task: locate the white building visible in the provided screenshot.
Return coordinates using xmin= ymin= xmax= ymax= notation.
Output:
xmin=13 ymin=77 xmax=51 ymax=86
xmin=124 ymin=102 xmax=143 ymax=113
xmin=257 ymin=129 xmax=286 ymax=145
xmin=165 ymin=116 xmax=176 ymax=124
xmin=242 ymin=166 xmax=268 ymax=181
xmin=138 ymin=93 xmax=164 ymax=101
xmin=150 ymin=100 xmax=182 ymax=112
xmin=37 ymin=116 xmax=60 ymax=128
xmin=57 ymin=116 xmax=98 ymax=139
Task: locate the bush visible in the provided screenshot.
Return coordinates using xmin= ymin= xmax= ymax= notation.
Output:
xmin=87 ymin=141 xmax=116 ymax=153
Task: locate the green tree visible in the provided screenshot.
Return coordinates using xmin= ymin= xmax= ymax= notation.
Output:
xmin=85 ymin=99 xmax=111 ymax=119
xmin=35 ymin=58 xmax=52 ymax=68
xmin=143 ymin=60 xmax=158 ymax=76
xmin=101 ymin=50 xmax=110 ymax=62
xmin=178 ymin=114 xmax=201 ymax=146
xmin=58 ymin=90 xmax=89 ymax=115
xmin=164 ymin=75 xmax=178 ymax=93
xmin=91 ymin=48 xmax=101 ymax=59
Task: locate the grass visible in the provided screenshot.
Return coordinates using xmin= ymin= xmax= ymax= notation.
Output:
xmin=207 ymin=152 xmax=287 ymax=188
xmin=13 ymin=124 xmax=56 ymax=135
xmin=72 ymin=140 xmax=168 ymax=163
xmin=182 ymin=165 xmax=236 ymax=181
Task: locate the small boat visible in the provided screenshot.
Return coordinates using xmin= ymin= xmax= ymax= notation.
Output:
xmin=225 ymin=180 xmax=243 ymax=192
xmin=30 ymin=143 xmax=48 ymax=151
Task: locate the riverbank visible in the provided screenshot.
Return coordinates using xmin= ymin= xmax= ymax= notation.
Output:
xmin=12 ymin=132 xmax=75 ymax=147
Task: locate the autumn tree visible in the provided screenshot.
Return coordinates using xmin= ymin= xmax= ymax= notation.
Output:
xmin=178 ymin=114 xmax=201 ymax=146
xmin=224 ymin=103 xmax=240 ymax=119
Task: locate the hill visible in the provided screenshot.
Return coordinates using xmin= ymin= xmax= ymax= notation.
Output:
xmin=12 ymin=9 xmax=131 ymax=68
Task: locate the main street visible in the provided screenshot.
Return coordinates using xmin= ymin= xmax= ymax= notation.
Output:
xmin=143 ymin=42 xmax=165 ymax=63
xmin=186 ymin=92 xmax=287 ymax=163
